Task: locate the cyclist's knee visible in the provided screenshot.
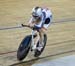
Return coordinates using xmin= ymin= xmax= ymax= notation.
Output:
xmin=39 ymin=28 xmax=47 ymax=34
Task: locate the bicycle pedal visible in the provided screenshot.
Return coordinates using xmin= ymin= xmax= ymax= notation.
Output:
xmin=31 ymin=47 xmax=36 ymax=51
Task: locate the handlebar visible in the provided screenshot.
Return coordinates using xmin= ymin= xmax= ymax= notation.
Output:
xmin=21 ymin=24 xmax=34 ymax=30
xmin=21 ymin=24 xmax=39 ymax=31
xmin=21 ymin=24 xmax=29 ymax=27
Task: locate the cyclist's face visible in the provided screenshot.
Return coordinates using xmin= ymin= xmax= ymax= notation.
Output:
xmin=33 ymin=15 xmax=39 ymax=19
xmin=33 ymin=16 xmax=41 ymax=22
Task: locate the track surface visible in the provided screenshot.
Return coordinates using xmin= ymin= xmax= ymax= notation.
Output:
xmin=0 ymin=0 xmax=75 ymax=66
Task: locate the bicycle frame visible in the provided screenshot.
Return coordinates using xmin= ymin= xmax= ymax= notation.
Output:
xmin=31 ymin=30 xmax=37 ymax=50
xmin=17 ymin=25 xmax=47 ymax=60
xmin=31 ymin=30 xmax=35 ymax=48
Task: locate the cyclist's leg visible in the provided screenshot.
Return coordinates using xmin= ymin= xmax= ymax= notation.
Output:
xmin=32 ymin=31 xmax=39 ymax=50
xmin=36 ymin=17 xmax=52 ymax=51
xmin=36 ymin=28 xmax=44 ymax=51
xmin=33 ymin=30 xmax=44 ymax=50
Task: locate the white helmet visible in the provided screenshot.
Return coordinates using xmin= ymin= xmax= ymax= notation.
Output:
xmin=32 ymin=7 xmax=42 ymax=19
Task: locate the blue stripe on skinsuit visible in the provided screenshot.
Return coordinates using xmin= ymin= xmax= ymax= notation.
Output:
xmin=42 ymin=12 xmax=46 ymax=21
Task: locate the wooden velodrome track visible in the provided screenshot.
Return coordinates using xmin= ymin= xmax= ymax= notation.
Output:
xmin=0 ymin=0 xmax=75 ymax=66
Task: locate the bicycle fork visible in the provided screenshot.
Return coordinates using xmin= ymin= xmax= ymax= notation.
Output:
xmin=31 ymin=30 xmax=40 ymax=51
xmin=31 ymin=30 xmax=36 ymax=51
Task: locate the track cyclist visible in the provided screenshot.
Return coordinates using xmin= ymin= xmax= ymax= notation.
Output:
xmin=22 ymin=6 xmax=52 ymax=52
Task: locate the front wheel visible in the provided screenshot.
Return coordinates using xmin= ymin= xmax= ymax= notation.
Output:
xmin=34 ymin=34 xmax=47 ymax=57
xmin=17 ymin=35 xmax=32 ymax=61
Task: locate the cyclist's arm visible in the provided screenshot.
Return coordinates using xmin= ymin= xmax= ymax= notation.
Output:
xmin=21 ymin=17 xmax=34 ymax=27
xmin=28 ymin=17 xmax=36 ymax=28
